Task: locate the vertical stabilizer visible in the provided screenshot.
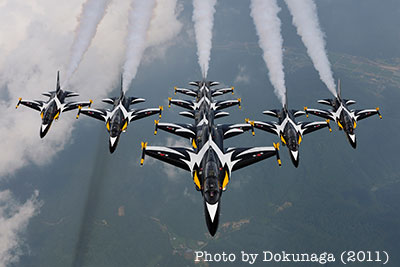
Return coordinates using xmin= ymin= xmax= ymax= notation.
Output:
xmin=56 ymin=71 xmax=61 ymax=92
xmin=120 ymin=74 xmax=124 ymax=98
xmin=284 ymin=89 xmax=288 ymax=111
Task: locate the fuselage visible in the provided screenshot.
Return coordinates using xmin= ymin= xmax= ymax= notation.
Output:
xmin=330 ymin=98 xmax=357 ymax=148
xmin=190 ymin=83 xmax=227 ymax=236
xmin=275 ymin=109 xmax=301 ymax=166
xmin=106 ymin=96 xmax=130 ymax=153
xmin=39 ymin=91 xmax=65 ymax=138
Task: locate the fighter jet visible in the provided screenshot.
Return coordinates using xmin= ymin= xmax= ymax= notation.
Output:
xmin=16 ymin=71 xmax=92 ymax=138
xmin=142 ymin=78 xmax=280 ymax=236
xmin=246 ymin=94 xmax=331 ymax=167
xmin=304 ymin=80 xmax=382 ymax=148
xmin=141 ymin=128 xmax=280 ymax=236
xmin=168 ymin=76 xmax=241 ymax=112
xmin=155 ymin=81 xmax=251 ymax=149
xmin=77 ymin=76 xmax=162 ymax=153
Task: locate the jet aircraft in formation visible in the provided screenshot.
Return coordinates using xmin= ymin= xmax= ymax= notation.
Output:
xmin=304 ymin=80 xmax=382 ymax=148
xmin=16 ymin=71 xmax=92 ymax=138
xmin=141 ymin=77 xmax=281 ymax=236
xmin=77 ymin=76 xmax=162 ymax=153
xmin=16 ymin=72 xmax=382 ymax=236
xmin=246 ymin=92 xmax=331 ymax=167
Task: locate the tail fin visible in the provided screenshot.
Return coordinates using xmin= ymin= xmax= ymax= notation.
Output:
xmin=120 ymin=74 xmax=124 ymax=98
xmin=56 ymin=71 xmax=61 ymax=92
xmin=337 ymin=79 xmax=341 ymax=99
xmin=283 ymin=90 xmax=288 ymax=111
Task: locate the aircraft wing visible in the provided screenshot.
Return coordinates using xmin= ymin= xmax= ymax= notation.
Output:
xmin=168 ymin=98 xmax=194 ymax=110
xmin=304 ymin=107 xmax=334 ymax=120
xmin=141 ymin=144 xmax=193 ymax=171
xmin=299 ymin=120 xmax=331 ymax=135
xmin=354 ymin=108 xmax=382 ymax=121
xmin=262 ymin=109 xmax=280 ymax=118
xmin=214 ymin=99 xmax=241 ymax=110
xmin=15 ymin=98 xmax=44 ymax=112
xmin=62 ymin=100 xmax=92 ymax=112
xmin=211 ymin=87 xmax=234 ymax=97
xmin=174 ymin=87 xmax=197 ymax=97
xmin=129 ymin=107 xmax=161 ymax=122
xmin=252 ymin=120 xmax=279 ymax=135
xmin=79 ymin=108 xmax=107 ymax=122
xmin=219 ymin=123 xmax=253 ymax=139
xmin=155 ymin=121 xmax=196 ymax=140
xmin=228 ymin=145 xmax=280 ymax=172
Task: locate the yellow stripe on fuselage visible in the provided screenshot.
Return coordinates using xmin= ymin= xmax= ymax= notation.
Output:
xmin=193 ymin=171 xmax=201 ymax=189
xmin=280 ymin=135 xmax=286 ymax=145
xmin=222 ymin=171 xmax=229 ymax=190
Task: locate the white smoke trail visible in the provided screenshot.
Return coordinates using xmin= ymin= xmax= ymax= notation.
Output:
xmin=250 ymin=0 xmax=286 ymax=106
xmin=192 ymin=0 xmax=217 ymax=78
xmin=63 ymin=0 xmax=112 ymax=87
xmin=122 ymin=0 xmax=156 ymax=92
xmin=284 ymin=0 xmax=337 ymax=96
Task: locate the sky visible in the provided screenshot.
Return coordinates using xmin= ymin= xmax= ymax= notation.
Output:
xmin=0 ymin=0 xmax=399 ymax=266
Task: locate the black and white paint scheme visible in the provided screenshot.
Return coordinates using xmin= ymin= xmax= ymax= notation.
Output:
xmin=141 ymin=78 xmax=281 ymax=236
xmin=305 ymin=80 xmax=382 ymax=148
xmin=16 ymin=71 xmax=92 ymax=138
xmin=77 ymin=76 xmax=162 ymax=153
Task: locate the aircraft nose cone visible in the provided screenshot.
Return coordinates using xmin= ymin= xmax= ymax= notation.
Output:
xmin=204 ymin=202 xmax=220 ymax=237
xmin=109 ymin=135 xmax=120 ymax=153
xmin=40 ymin=124 xmax=50 ymax=138
xmin=348 ymin=133 xmax=357 ymax=149
xmin=289 ymin=150 xmax=299 ymax=168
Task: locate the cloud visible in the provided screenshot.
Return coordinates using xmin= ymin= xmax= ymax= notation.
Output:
xmin=234 ymin=65 xmax=250 ymax=84
xmin=0 ymin=190 xmax=42 ymax=267
xmin=0 ymin=0 xmax=184 ymax=179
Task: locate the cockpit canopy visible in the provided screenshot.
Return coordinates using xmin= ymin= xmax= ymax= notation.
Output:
xmin=341 ymin=110 xmax=354 ymax=134
xmin=42 ymin=101 xmax=57 ymax=124
xmin=109 ymin=110 xmax=124 ymax=137
xmin=203 ymin=177 xmax=220 ymax=204
xmin=285 ymin=125 xmax=299 ymax=151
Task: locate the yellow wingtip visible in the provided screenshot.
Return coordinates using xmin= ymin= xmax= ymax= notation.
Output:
xmin=141 ymin=142 xmax=148 ymax=149
xmin=278 ymin=159 xmax=282 ymax=166
xmin=140 ymin=158 xmax=144 ymax=165
xmin=273 ymin=142 xmax=280 ymax=150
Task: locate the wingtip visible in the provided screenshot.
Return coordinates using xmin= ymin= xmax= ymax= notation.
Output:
xmin=376 ymin=107 xmax=382 ymax=119
xmin=16 ymin=97 xmax=22 ymax=109
xmin=141 ymin=142 xmax=148 ymax=149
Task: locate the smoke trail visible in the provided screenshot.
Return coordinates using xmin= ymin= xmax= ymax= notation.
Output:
xmin=122 ymin=0 xmax=156 ymax=92
xmin=250 ymin=0 xmax=286 ymax=106
xmin=284 ymin=0 xmax=337 ymax=96
xmin=192 ymin=0 xmax=217 ymax=78
xmin=63 ymin=0 xmax=111 ymax=87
